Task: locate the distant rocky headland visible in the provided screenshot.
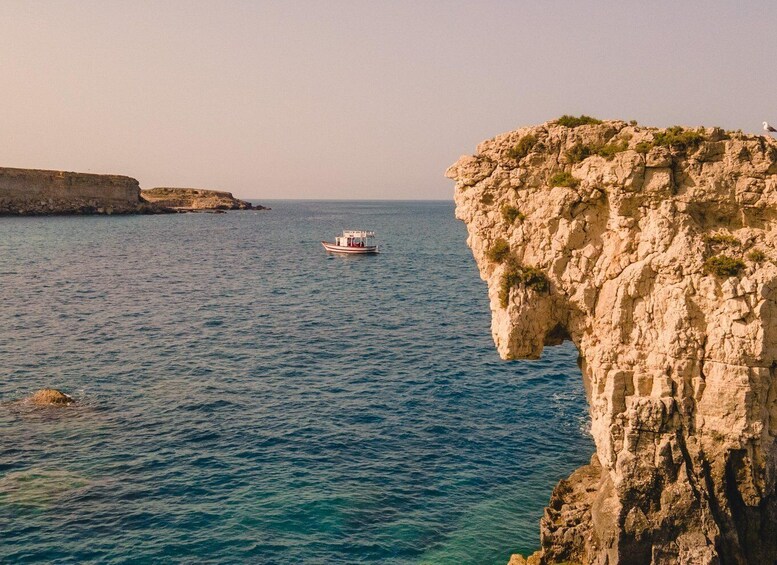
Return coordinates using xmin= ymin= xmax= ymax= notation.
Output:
xmin=141 ymin=187 xmax=266 ymax=211
xmin=447 ymin=116 xmax=777 ymax=564
xmin=0 ymin=166 xmax=266 ymax=215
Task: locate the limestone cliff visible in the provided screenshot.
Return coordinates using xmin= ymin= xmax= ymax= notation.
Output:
xmin=447 ymin=119 xmax=777 ymax=564
xmin=0 ymin=167 xmax=158 ymax=215
xmin=141 ymin=187 xmax=265 ymax=211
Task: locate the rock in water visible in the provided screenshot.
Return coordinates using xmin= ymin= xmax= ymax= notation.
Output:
xmin=29 ymin=388 xmax=74 ymax=406
xmin=447 ymin=119 xmax=777 ymax=564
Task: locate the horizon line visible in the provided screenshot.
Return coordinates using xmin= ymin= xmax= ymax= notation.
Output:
xmin=244 ymin=197 xmax=454 ymax=202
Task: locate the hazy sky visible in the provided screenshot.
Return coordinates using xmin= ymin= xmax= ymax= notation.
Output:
xmin=2 ymin=1 xmax=776 ymax=200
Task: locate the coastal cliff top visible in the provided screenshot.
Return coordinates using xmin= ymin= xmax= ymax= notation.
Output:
xmin=0 ymin=166 xmax=138 ymax=184
xmin=142 ymin=187 xmax=239 ymax=199
xmin=141 ymin=187 xmax=257 ymax=210
xmin=448 ymin=116 xmax=777 ymax=208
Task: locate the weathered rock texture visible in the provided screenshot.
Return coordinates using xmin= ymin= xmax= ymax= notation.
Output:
xmin=0 ymin=167 xmax=159 ymax=215
xmin=28 ymin=388 xmax=74 ymax=406
xmin=447 ymin=120 xmax=777 ymax=564
xmin=141 ymin=187 xmax=265 ymax=211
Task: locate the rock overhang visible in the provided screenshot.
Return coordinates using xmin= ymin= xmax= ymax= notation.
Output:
xmin=449 ymin=117 xmax=777 ymax=564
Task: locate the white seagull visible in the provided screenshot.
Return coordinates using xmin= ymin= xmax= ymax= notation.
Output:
xmin=764 ymin=121 xmax=777 ymax=133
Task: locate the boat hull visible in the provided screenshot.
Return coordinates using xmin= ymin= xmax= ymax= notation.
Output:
xmin=321 ymin=242 xmax=378 ymax=254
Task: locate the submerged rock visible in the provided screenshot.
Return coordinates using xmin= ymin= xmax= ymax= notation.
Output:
xmin=28 ymin=388 xmax=74 ymax=406
xmin=0 ymin=469 xmax=89 ymax=507
xmin=448 ymin=119 xmax=777 ymax=564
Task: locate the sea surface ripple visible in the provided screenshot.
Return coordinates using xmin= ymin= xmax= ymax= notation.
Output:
xmin=0 ymin=201 xmax=593 ymax=564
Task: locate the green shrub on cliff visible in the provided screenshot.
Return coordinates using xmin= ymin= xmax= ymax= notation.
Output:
xmin=566 ymin=140 xmax=629 ymax=164
xmin=747 ymin=249 xmax=767 ymax=263
xmin=501 ymin=204 xmax=525 ymax=224
xmin=704 ymin=255 xmax=745 ymax=278
xmin=480 ymin=192 xmax=494 ymax=205
xmin=566 ymin=143 xmax=593 ymax=164
xmin=505 ymin=134 xmax=538 ymax=161
xmin=632 ymin=127 xmax=706 ymax=155
xmin=705 ymin=233 xmax=740 ymax=247
xmin=634 ymin=141 xmax=652 ymax=154
xmin=557 ymin=115 xmax=602 ymax=128
xmin=549 ymin=171 xmax=579 ymax=188
xmin=486 ymin=238 xmax=510 ymax=263
xmin=596 ymin=140 xmax=629 ymax=160
xmin=499 ymin=258 xmax=549 ymax=307
xmin=652 ymin=126 xmax=706 ymax=152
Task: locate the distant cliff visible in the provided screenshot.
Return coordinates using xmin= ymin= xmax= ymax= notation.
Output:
xmin=0 ymin=167 xmax=158 ymax=215
xmin=141 ymin=187 xmax=266 ymax=211
xmin=447 ymin=118 xmax=777 ymax=564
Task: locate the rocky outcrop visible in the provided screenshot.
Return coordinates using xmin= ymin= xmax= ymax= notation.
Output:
xmin=0 ymin=168 xmax=267 ymax=215
xmin=28 ymin=389 xmax=74 ymax=406
xmin=0 ymin=167 xmax=162 ymax=215
xmin=141 ymin=187 xmax=266 ymax=211
xmin=447 ymin=119 xmax=777 ymax=564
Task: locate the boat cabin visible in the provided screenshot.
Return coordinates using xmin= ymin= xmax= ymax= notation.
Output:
xmin=336 ymin=230 xmax=375 ymax=248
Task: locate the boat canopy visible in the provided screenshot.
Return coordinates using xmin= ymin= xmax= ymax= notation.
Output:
xmin=342 ymin=230 xmax=375 ymax=238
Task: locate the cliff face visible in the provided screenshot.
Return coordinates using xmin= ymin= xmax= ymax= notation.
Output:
xmin=447 ymin=120 xmax=777 ymax=564
xmin=0 ymin=167 xmax=153 ymax=215
xmin=141 ymin=187 xmax=262 ymax=210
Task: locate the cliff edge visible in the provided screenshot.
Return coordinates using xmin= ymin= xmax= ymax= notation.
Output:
xmin=0 ymin=167 xmax=157 ymax=215
xmin=447 ymin=118 xmax=777 ymax=564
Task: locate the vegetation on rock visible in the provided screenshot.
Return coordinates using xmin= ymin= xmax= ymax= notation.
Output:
xmin=565 ymin=143 xmax=593 ymax=164
xmin=747 ymin=249 xmax=767 ymax=263
xmin=486 ymin=238 xmax=510 ymax=263
xmin=634 ymin=141 xmax=652 ymax=154
xmin=566 ymin=140 xmax=629 ymax=163
xmin=704 ymin=255 xmax=746 ymax=277
xmin=596 ymin=140 xmax=629 ymax=160
xmin=505 ymin=134 xmax=538 ymax=161
xmin=705 ymin=233 xmax=740 ymax=247
xmin=652 ymin=126 xmax=706 ymax=152
xmin=501 ymin=204 xmax=525 ymax=224
xmin=499 ymin=258 xmax=549 ymax=307
xmin=549 ymin=171 xmax=579 ymax=188
xmin=632 ymin=126 xmax=707 ymax=156
xmin=556 ymin=115 xmax=602 ymax=128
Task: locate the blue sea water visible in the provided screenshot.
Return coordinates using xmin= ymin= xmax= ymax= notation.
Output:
xmin=0 ymin=201 xmax=593 ymax=564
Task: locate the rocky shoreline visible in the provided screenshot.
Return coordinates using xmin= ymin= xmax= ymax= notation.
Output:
xmin=140 ymin=187 xmax=268 ymax=211
xmin=0 ymin=166 xmax=267 ymax=215
xmin=448 ymin=117 xmax=777 ymax=564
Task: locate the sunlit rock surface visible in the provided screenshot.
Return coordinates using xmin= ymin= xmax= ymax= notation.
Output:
xmin=28 ymin=389 xmax=74 ymax=406
xmin=0 ymin=167 xmax=157 ymax=215
xmin=141 ymin=187 xmax=265 ymax=211
xmin=448 ymin=119 xmax=777 ymax=564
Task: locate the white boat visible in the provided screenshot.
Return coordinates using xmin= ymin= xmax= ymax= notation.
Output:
xmin=322 ymin=230 xmax=378 ymax=254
